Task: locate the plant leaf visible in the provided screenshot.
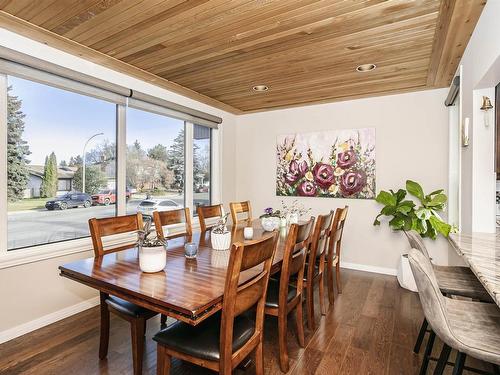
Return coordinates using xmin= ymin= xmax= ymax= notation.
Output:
xmin=429 ymin=215 xmax=451 ymax=237
xmin=406 ymin=180 xmax=424 ymax=202
xmin=415 ymin=207 xmax=431 ymax=220
xmin=427 ymin=193 xmax=447 ymax=207
xmin=376 ymin=191 xmax=396 ymax=206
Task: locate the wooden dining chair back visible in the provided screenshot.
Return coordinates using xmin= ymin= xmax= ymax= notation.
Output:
xmin=88 ymin=212 xmax=158 ymax=375
xmin=265 ymin=218 xmax=314 ymax=371
xmin=229 ymin=200 xmax=252 ymax=225
xmin=89 ymin=213 xmax=144 ymax=256
xmin=304 ymin=211 xmax=334 ymax=329
xmin=325 ymin=206 xmax=348 ymax=304
xmin=334 ymin=205 xmax=348 ymax=293
xmin=155 ymin=232 xmax=279 ymax=375
xmin=153 ymin=208 xmax=192 ymax=240
xmin=197 ymin=204 xmax=224 ymax=232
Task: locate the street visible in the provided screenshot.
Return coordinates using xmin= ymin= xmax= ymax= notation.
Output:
xmin=7 ymin=192 xmax=212 ymax=250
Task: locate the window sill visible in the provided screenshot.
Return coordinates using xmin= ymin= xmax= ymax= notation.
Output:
xmin=0 ymin=237 xmax=94 ymax=269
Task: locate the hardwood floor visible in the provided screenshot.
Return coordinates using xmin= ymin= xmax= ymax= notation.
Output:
xmin=0 ymin=269 xmax=493 ymax=374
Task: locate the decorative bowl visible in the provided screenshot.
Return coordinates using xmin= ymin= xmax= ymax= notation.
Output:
xmin=261 ymin=217 xmax=280 ymax=231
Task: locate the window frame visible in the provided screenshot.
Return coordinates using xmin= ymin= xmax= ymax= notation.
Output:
xmin=0 ymin=73 xmax=221 ymax=269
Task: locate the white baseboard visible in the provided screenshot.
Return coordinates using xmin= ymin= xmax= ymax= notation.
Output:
xmin=341 ymin=261 xmax=397 ymax=276
xmin=0 ymin=296 xmax=100 ymax=344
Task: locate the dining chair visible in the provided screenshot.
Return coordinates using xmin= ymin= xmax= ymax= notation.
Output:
xmin=153 ymin=207 xmax=192 ymax=240
xmin=408 ymin=249 xmax=500 ymax=375
xmin=405 ymin=230 xmax=493 ymax=357
xmin=197 ymin=204 xmax=224 ymax=232
xmin=88 ymin=213 xmax=159 ymax=375
xmin=325 ymin=205 xmax=348 ymax=305
xmin=153 ymin=231 xmax=279 ymax=375
xmin=264 ymin=218 xmax=314 ymax=372
xmin=229 ymin=200 xmax=252 ymax=226
xmin=304 ymin=211 xmax=334 ymax=330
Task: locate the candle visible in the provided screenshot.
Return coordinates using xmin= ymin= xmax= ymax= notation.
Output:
xmin=184 ymin=242 xmax=198 ymax=259
xmin=243 ymin=227 xmax=254 ymax=240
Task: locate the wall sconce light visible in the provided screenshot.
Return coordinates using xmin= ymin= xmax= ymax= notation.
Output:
xmin=462 ymin=117 xmax=470 ymax=147
xmin=480 ymin=96 xmax=493 ymax=127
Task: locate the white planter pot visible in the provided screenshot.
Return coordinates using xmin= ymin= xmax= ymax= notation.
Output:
xmin=287 ymin=213 xmax=299 ymax=225
xmin=261 ymin=217 xmax=280 ymax=231
xmin=397 ymin=254 xmax=417 ymax=292
xmin=139 ymin=245 xmax=167 ymax=273
xmin=211 ymin=231 xmax=231 ymax=250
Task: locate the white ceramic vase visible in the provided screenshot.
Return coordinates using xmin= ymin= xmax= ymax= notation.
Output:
xmin=139 ymin=245 xmax=167 ymax=273
xmin=287 ymin=213 xmax=299 ymax=225
xmin=397 ymin=254 xmax=417 ymax=292
xmin=211 ymin=231 xmax=231 ymax=250
xmin=261 ymin=217 xmax=280 ymax=231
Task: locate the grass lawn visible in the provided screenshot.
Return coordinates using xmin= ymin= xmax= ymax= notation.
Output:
xmin=8 ymin=198 xmax=47 ymax=212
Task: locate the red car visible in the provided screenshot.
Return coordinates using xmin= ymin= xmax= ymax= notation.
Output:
xmin=91 ymin=189 xmax=131 ymax=206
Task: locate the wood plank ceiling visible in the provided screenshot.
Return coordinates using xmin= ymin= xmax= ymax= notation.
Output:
xmin=0 ymin=0 xmax=486 ymax=113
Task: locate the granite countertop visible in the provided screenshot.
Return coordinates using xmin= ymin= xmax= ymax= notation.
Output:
xmin=449 ymin=232 xmax=500 ymax=307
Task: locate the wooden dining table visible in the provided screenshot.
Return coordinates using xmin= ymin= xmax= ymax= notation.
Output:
xmin=449 ymin=232 xmax=500 ymax=307
xmin=59 ymin=220 xmax=287 ymax=325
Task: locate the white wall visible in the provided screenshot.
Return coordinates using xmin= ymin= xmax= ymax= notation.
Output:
xmin=235 ymin=89 xmax=451 ymax=273
xmin=0 ymin=29 xmax=237 ymax=339
xmin=458 ymin=0 xmax=500 ymax=232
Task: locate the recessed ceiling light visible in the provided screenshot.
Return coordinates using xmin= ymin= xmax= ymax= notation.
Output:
xmin=356 ymin=64 xmax=377 ymax=72
xmin=252 ymin=84 xmax=269 ymax=92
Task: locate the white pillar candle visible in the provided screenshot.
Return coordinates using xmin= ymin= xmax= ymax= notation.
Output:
xmin=243 ymin=227 xmax=254 ymax=240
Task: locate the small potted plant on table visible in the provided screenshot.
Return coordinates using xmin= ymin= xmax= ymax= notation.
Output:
xmin=260 ymin=207 xmax=282 ymax=231
xmin=211 ymin=213 xmax=231 ymax=250
xmin=137 ymin=220 xmax=167 ymax=273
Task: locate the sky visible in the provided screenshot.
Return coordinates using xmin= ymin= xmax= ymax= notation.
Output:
xmin=9 ymin=76 xmax=184 ymax=165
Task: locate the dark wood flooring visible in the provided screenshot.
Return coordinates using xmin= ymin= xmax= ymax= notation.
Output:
xmin=0 ymin=269 xmax=493 ymax=374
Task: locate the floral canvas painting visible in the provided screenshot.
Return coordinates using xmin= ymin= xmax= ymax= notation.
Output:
xmin=276 ymin=128 xmax=376 ymax=199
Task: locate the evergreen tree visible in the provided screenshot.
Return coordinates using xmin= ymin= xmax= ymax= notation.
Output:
xmin=59 ymin=160 xmax=68 ymax=167
xmin=7 ymin=86 xmax=30 ymax=201
xmin=73 ymin=165 xmax=106 ymax=194
xmin=166 ymin=130 xmax=185 ymax=189
xmin=148 ymin=144 xmax=168 ymax=162
xmin=40 ymin=152 xmax=58 ymax=197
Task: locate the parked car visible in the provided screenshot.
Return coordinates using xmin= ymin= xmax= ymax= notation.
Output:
xmin=45 ymin=192 xmax=92 ymax=210
xmin=137 ymin=198 xmax=180 ymax=217
xmin=92 ymin=189 xmax=131 ymax=206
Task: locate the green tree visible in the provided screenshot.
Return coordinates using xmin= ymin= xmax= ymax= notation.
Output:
xmin=69 ymin=155 xmax=82 ymax=167
xmin=40 ymin=152 xmax=58 ymax=197
xmin=59 ymin=160 xmax=68 ymax=167
xmin=148 ymin=144 xmax=168 ymax=162
xmin=166 ymin=130 xmax=185 ymax=189
xmin=7 ymin=86 xmax=30 ymax=201
xmin=73 ymin=165 xmax=106 ymax=194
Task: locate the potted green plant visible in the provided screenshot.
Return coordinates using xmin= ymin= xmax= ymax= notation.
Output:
xmin=211 ymin=213 xmax=231 ymax=250
xmin=374 ymin=180 xmax=454 ymax=290
xmin=260 ymin=207 xmax=282 ymax=231
xmin=137 ymin=220 xmax=167 ymax=273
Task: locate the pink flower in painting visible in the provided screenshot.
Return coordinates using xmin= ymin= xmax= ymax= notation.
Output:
xmin=340 ymin=170 xmax=367 ymax=196
xmin=312 ymin=163 xmax=335 ymax=189
xmin=285 ymin=160 xmax=308 ymax=184
xmin=337 ymin=150 xmax=357 ymax=169
xmin=297 ymin=181 xmax=317 ymax=197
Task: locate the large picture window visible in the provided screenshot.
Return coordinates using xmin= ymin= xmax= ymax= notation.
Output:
xmin=0 ymin=63 xmax=218 ymax=265
xmin=6 ymin=76 xmax=117 ymax=250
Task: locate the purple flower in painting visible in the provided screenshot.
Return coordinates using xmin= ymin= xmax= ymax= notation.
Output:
xmin=340 ymin=170 xmax=367 ymax=196
xmin=297 ymin=181 xmax=317 ymax=197
xmin=312 ymin=163 xmax=335 ymax=189
xmin=264 ymin=207 xmax=273 ymax=215
xmin=337 ymin=150 xmax=357 ymax=169
xmin=285 ymin=160 xmax=308 ymax=184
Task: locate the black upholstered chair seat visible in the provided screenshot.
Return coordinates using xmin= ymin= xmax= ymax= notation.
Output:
xmin=153 ymin=312 xmax=255 ymax=361
xmin=265 ymin=278 xmax=297 ymax=308
xmin=105 ymin=296 xmax=152 ymax=317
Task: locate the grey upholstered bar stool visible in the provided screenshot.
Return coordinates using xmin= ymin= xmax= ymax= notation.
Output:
xmin=408 ymin=249 xmax=500 ymax=375
xmin=405 ymin=231 xmax=493 ymax=357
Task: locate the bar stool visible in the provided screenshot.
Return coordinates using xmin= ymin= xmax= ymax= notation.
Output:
xmin=405 ymin=231 xmax=493 ymax=357
xmin=408 ymin=249 xmax=500 ymax=375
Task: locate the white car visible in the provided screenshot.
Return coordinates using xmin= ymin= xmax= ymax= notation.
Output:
xmin=137 ymin=198 xmax=180 ymax=217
